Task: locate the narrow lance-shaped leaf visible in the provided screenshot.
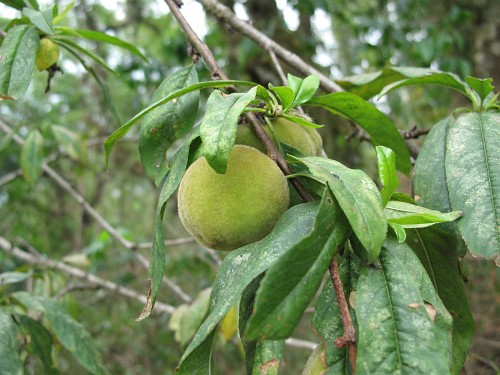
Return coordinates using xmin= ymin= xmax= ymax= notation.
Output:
xmin=239 ymin=276 xmax=284 ymax=375
xmin=464 ymin=76 xmax=494 ymax=102
xmin=288 ymin=73 xmax=320 ymax=107
xmin=0 ymin=25 xmax=39 ymax=100
xmin=104 ymin=80 xmax=257 ymax=165
xmin=178 ymin=202 xmax=319 ymax=371
xmin=20 ymin=129 xmax=44 ymax=186
xmin=413 ymin=117 xmax=468 ymax=256
xmin=0 ymin=310 xmax=23 ymax=375
xmin=53 ymin=1 xmax=74 ymax=24
xmin=356 ymin=244 xmax=451 ymax=375
xmin=294 ymin=157 xmax=387 ymax=261
xmin=270 ymin=85 xmax=295 ymax=111
xmin=51 ymin=125 xmax=86 ymax=161
xmin=376 ymin=146 xmax=398 ymax=206
xmin=137 ymin=130 xmax=200 ymax=320
xmin=445 ymin=111 xmax=500 ymax=262
xmin=406 ymin=227 xmax=474 ymax=374
xmin=23 ymin=6 xmax=55 ymax=35
xmin=13 ymin=293 xmax=110 ymax=375
xmin=17 ymin=315 xmax=59 ymax=375
xmin=245 ymin=188 xmax=350 ymax=340
xmin=139 ymin=65 xmax=199 ymax=182
xmin=55 ymin=27 xmax=148 ymax=62
xmin=305 ymin=92 xmax=411 ymax=174
xmin=200 ymin=87 xmax=257 ymax=173
xmin=384 ymin=200 xmax=462 ymax=228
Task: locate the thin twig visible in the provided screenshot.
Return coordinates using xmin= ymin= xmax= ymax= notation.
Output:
xmin=329 ymin=259 xmax=357 ymax=373
xmin=268 ymin=49 xmax=287 ymax=85
xmin=198 ymin=0 xmax=343 ymax=93
xmin=0 ymin=169 xmax=22 ymax=187
xmin=0 ymin=236 xmax=175 ymax=314
xmin=0 ymin=119 xmax=193 ymax=303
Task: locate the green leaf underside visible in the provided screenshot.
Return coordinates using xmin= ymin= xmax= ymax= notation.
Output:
xmin=55 ymin=27 xmax=148 ymax=62
xmin=413 ymin=117 xmax=468 ymax=256
xmin=406 ymin=227 xmax=474 ymax=374
xmin=356 ymin=242 xmax=451 ymax=375
xmin=23 ymin=7 xmax=55 ymax=35
xmin=178 ymin=289 xmax=211 ymax=347
xmin=20 ymin=129 xmax=44 ymax=186
xmin=139 ymin=65 xmax=199 ymax=181
xmin=389 ymin=222 xmax=407 ymax=242
xmin=312 ymin=254 xmax=360 ymax=374
xmin=0 ymin=310 xmax=23 ymax=375
xmin=200 ymin=87 xmax=257 ymax=173
xmin=379 ymin=70 xmax=469 ymax=99
xmin=246 ymin=189 xmax=350 ymax=340
xmin=280 ymin=113 xmax=323 ymax=128
xmin=445 ymin=111 xmax=500 ymax=261
xmin=239 ymin=277 xmax=284 ymax=375
xmin=288 ymin=73 xmax=320 ymax=107
xmin=376 ymin=146 xmax=398 ymax=206
xmin=0 ymin=271 xmax=32 ymax=285
xmin=13 ymin=292 xmax=110 ymax=375
xmin=0 ymin=25 xmax=39 ymax=100
xmin=51 ymin=125 xmax=86 ymax=161
xmin=17 ymin=315 xmax=58 ymax=374
xmin=104 ymin=80 xmax=257 ymax=165
xmin=296 ymin=157 xmax=387 ymax=260
xmin=177 ymin=202 xmax=319 ymax=371
xmin=384 ymin=200 xmax=461 ymax=228
xmin=53 ymin=1 xmax=74 ymax=24
xmin=305 ymin=92 xmax=411 ymax=174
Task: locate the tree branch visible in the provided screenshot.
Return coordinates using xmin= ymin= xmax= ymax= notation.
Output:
xmin=197 ymin=0 xmax=343 ymax=93
xmin=329 ymin=259 xmax=357 ymax=373
xmin=0 ymin=236 xmax=175 ymax=315
xmin=0 ymin=119 xmax=193 ymax=303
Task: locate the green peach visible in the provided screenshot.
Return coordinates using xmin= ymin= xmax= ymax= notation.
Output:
xmin=36 ymin=38 xmax=60 ymax=71
xmin=177 ymin=145 xmax=290 ymax=251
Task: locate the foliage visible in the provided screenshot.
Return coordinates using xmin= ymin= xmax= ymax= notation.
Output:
xmin=0 ymin=0 xmax=498 ymax=374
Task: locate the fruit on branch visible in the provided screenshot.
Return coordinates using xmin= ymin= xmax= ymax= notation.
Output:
xmin=236 ymin=116 xmax=323 ymax=156
xmin=177 ymin=145 xmax=290 ymax=251
xmin=35 ymin=38 xmax=60 ymax=71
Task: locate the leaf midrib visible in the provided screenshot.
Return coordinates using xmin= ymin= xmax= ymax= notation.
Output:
xmin=477 ymin=113 xmax=500 ymax=249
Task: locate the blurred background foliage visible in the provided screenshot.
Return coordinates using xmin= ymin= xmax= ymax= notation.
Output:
xmin=0 ymin=0 xmax=499 ymax=373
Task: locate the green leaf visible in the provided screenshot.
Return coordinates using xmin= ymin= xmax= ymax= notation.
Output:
xmin=178 ymin=202 xmax=319 ymax=370
xmin=245 ymin=189 xmax=350 ymax=340
xmin=137 ymin=128 xmax=201 ymax=321
xmin=52 ymin=37 xmax=117 ymax=75
xmin=305 ymin=92 xmax=411 ymax=175
xmin=294 ymin=157 xmax=387 ymax=261
xmin=0 ymin=0 xmax=25 ymax=10
xmin=376 ymin=146 xmax=398 ymax=206
xmin=200 ymin=87 xmax=257 ymax=173
xmin=51 ymin=125 xmax=86 ymax=161
xmin=104 ymin=80 xmax=257 ymax=166
xmin=288 ymin=73 xmax=320 ymax=107
xmin=239 ymin=276 xmax=284 ymax=375
xmin=302 ymin=342 xmax=328 ymax=375
xmin=178 ymin=289 xmax=211 ymax=347
xmin=384 ymin=201 xmax=462 ymax=228
xmin=280 ymin=113 xmax=323 ymax=129
xmin=270 ymin=85 xmax=295 ymax=111
xmin=388 ymin=222 xmax=406 ymax=242
xmin=406 ymin=227 xmax=474 ymax=374
xmin=20 ymin=129 xmax=44 ymax=186
xmin=312 ymin=254 xmax=360 ymax=374
xmin=52 ymin=1 xmax=74 ymax=24
xmin=139 ymin=65 xmax=199 ymax=182
xmin=445 ymin=111 xmax=500 ymax=261
xmin=335 ymin=68 xmax=407 ymax=99
xmin=13 ymin=292 xmax=110 ymax=375
xmin=413 ymin=117 xmax=468 ymax=256
xmin=0 ymin=271 xmax=32 ymax=285
xmin=0 ymin=310 xmax=23 ymax=375
xmin=22 ymin=6 xmax=55 ymax=35
xmin=379 ymin=69 xmax=469 ymax=99
xmin=0 ymin=25 xmax=39 ymax=100
xmin=465 ymin=76 xmax=494 ymax=102
xmin=175 ymin=331 xmax=215 ymax=375
xmin=55 ymin=27 xmax=148 ymax=62
xmin=356 ymin=243 xmax=451 ymax=375
xmin=17 ymin=315 xmax=58 ymax=375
